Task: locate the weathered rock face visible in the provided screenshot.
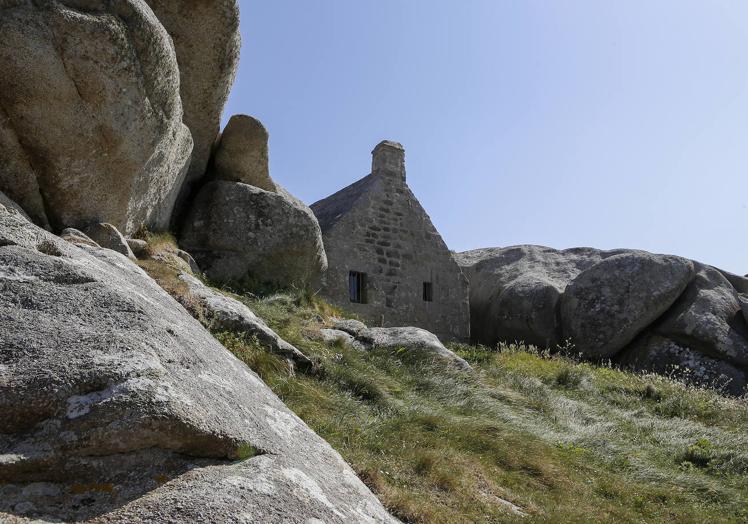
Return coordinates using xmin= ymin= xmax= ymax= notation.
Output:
xmin=560 ymin=252 xmax=694 ymax=358
xmin=455 ymin=246 xmax=607 ymax=348
xmin=0 ymin=0 xmax=192 ymax=234
xmin=655 ymin=265 xmax=748 ymax=367
xmin=0 ymin=205 xmax=395 ymax=522
xmin=179 ymin=273 xmax=313 ymax=370
xmin=126 ymin=238 xmax=150 ymax=259
xmin=327 ymin=319 xmax=471 ymax=371
xmin=363 ymin=327 xmax=472 ymax=371
xmin=83 ymin=223 xmax=135 ymax=259
xmin=144 ymin=0 xmax=242 ymax=220
xmin=60 ymin=228 xmax=100 ymax=248
xmin=458 ymin=245 xmax=748 ymax=395
xmin=320 ymin=328 xmax=357 ymax=346
xmin=181 ymin=181 xmax=327 ymax=288
xmin=618 ymin=335 xmax=747 ymax=396
xmin=0 ymin=191 xmax=30 ymax=222
xmin=211 ymin=115 xmax=277 ymax=191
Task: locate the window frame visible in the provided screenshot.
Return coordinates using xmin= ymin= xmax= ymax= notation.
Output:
xmin=423 ymin=281 xmax=434 ymax=302
xmin=349 ymin=271 xmax=367 ymax=304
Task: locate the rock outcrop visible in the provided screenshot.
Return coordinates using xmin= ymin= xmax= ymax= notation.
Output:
xmin=655 ymin=264 xmax=748 ymax=367
xmin=144 ymin=0 xmax=242 ymax=220
xmin=0 ymin=0 xmax=192 ymax=235
xmin=179 ymin=273 xmax=313 ymax=370
xmin=126 ymin=238 xmax=150 ymax=259
xmin=83 ymin=223 xmax=135 ymax=259
xmin=211 ymin=115 xmax=277 ymax=191
xmin=619 ymin=335 xmax=747 ymax=396
xmin=0 ymin=204 xmax=395 ymax=522
xmin=363 ymin=327 xmax=472 ymax=371
xmin=0 ymin=192 xmax=30 ymax=222
xmin=455 ymin=246 xmax=606 ymax=348
xmin=60 ymin=228 xmax=100 ymax=248
xmin=181 ymin=115 xmax=327 ymax=288
xmin=560 ymin=252 xmax=694 ymax=358
xmin=181 ymin=181 xmax=327 ymax=287
xmin=328 ymin=319 xmax=471 ymax=371
xmin=458 ymin=245 xmax=748 ymax=394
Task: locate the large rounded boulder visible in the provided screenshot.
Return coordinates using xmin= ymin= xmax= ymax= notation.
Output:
xmin=0 ymin=202 xmax=394 ymax=522
xmin=456 ymin=246 xmax=607 ymax=348
xmin=144 ymin=0 xmax=242 ymax=219
xmin=0 ymin=0 xmax=192 ymax=234
xmin=211 ymin=115 xmax=278 ymax=191
xmin=458 ymin=244 xmax=748 ymax=394
xmin=560 ymin=252 xmax=694 ymax=358
xmin=181 ymin=181 xmax=327 ymax=287
xmin=181 ymin=116 xmax=327 ymax=288
xmin=654 ymin=264 xmax=748 ymax=367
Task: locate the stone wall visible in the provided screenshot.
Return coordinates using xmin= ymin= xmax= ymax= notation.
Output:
xmin=314 ymin=144 xmax=470 ymax=342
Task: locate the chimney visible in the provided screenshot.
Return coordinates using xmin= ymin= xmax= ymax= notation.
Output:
xmin=372 ymin=140 xmax=406 ymax=181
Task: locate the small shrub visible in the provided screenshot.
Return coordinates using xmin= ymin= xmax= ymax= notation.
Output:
xmin=680 ymin=438 xmax=714 ymax=468
xmin=450 ymin=342 xmax=496 ymax=364
xmin=431 ymin=464 xmax=462 ymax=492
xmin=555 ymin=366 xmax=586 ymax=388
xmin=130 ymin=227 xmax=179 ymax=258
xmin=654 ymin=390 xmax=722 ymax=422
xmin=641 ymin=383 xmax=662 ymax=401
xmin=413 ymin=452 xmax=437 ymax=476
xmin=330 ymin=335 xmax=351 ymax=350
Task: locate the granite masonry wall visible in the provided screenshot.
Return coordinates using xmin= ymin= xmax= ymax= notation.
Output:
xmin=312 ymin=142 xmax=470 ymax=342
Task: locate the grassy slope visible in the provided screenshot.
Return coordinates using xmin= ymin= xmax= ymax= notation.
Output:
xmin=137 ymin=247 xmax=748 ymax=523
xmin=219 ymin=292 xmax=748 ymax=523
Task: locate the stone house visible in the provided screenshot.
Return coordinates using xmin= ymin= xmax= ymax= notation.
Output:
xmin=311 ymin=141 xmax=470 ymax=342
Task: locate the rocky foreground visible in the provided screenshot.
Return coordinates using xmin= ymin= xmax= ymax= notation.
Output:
xmin=0 ymin=203 xmax=395 ymax=522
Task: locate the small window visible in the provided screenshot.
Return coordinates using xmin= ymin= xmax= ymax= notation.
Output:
xmin=349 ymin=271 xmax=367 ymax=303
xmin=423 ymin=282 xmax=433 ymax=302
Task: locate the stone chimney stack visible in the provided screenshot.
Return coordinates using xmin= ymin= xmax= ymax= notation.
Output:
xmin=372 ymin=140 xmax=406 ymax=181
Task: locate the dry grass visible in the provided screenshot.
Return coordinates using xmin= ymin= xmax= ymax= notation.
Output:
xmin=134 ymin=231 xmax=205 ymax=321
xmin=219 ymin=291 xmax=748 ymax=523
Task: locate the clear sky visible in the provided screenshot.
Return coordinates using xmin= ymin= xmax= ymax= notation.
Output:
xmin=224 ymin=1 xmax=748 ymax=274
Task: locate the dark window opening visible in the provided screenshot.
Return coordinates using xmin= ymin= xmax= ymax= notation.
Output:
xmin=423 ymin=282 xmax=433 ymax=302
xmin=349 ymin=271 xmax=367 ymax=303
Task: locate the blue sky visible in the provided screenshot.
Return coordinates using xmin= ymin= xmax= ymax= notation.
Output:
xmin=225 ymin=1 xmax=748 ymax=274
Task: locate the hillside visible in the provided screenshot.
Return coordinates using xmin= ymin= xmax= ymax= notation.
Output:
xmin=144 ymin=250 xmax=748 ymax=524
xmin=3 ymin=3 xmax=746 ymax=523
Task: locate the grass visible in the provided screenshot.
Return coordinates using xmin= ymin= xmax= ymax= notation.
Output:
xmin=140 ymin=256 xmax=748 ymax=523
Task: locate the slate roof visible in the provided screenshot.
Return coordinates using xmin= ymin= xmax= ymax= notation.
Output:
xmin=310 ymin=173 xmax=378 ymax=234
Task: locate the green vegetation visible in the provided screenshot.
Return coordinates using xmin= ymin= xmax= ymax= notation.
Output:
xmin=215 ymin=290 xmax=748 ymax=523
xmin=139 ymin=254 xmax=748 ymax=523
